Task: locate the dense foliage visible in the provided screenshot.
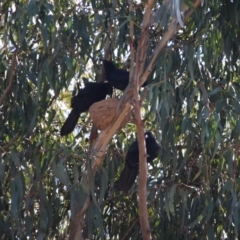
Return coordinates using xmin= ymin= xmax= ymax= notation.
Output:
xmin=1 ymin=0 xmax=240 ymax=239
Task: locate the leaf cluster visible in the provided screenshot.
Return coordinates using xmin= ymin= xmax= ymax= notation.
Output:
xmin=1 ymin=0 xmax=240 ymax=239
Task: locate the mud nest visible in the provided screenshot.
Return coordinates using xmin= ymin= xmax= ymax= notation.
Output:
xmin=89 ymin=98 xmax=131 ymax=130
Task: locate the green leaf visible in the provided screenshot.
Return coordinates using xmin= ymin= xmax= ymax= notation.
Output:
xmin=99 ymin=167 xmax=108 ymax=206
xmin=169 ymin=184 xmax=176 ymax=216
xmin=0 ymin=162 xmax=5 ymax=182
xmin=208 ymin=87 xmax=223 ymax=96
xmin=52 ymin=158 xmax=70 ymax=188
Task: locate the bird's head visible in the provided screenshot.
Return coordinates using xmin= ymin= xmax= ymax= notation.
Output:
xmin=100 ymin=59 xmax=116 ymax=70
xmin=145 ymin=131 xmax=154 ymax=139
xmin=145 ymin=131 xmax=160 ymax=147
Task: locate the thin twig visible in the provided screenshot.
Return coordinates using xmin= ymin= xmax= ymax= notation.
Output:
xmin=120 ymin=217 xmax=140 ymax=240
xmin=0 ymin=51 xmax=17 ymax=106
xmin=129 ymin=0 xmax=135 ymax=80
xmin=0 ymin=133 xmax=19 ymax=153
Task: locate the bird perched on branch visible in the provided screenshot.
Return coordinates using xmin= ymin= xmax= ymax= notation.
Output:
xmin=102 ymin=59 xmax=147 ymax=91
xmin=60 ymin=82 xmax=113 ymax=136
xmin=115 ymin=131 xmax=160 ymax=192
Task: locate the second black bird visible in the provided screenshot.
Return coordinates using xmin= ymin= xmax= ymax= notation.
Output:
xmin=102 ymin=59 xmax=147 ymax=91
xmin=116 ymin=131 xmax=160 ymax=192
xmin=60 ymin=82 xmax=112 ymax=136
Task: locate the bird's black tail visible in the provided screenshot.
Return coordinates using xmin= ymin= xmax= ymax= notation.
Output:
xmin=60 ymin=109 xmax=80 ymax=136
xmin=115 ymin=164 xmax=139 ymax=192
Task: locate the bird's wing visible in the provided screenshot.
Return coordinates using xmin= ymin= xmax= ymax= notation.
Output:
xmin=115 ymin=164 xmax=139 ymax=192
xmin=71 ymin=83 xmax=96 ymax=108
xmin=110 ymin=69 xmax=129 ymax=82
xmin=60 ymin=108 xmax=80 ymax=136
xmin=125 ymin=140 xmax=140 ymax=168
xmin=145 ymin=133 xmax=160 ymax=163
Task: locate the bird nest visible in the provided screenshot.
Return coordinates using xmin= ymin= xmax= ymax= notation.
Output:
xmin=89 ymin=98 xmax=131 ymax=130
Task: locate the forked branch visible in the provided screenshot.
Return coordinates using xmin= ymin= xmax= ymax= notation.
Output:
xmin=69 ymin=1 xmax=202 ymax=239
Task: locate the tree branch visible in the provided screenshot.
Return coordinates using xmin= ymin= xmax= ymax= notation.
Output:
xmin=69 ymin=101 xmax=133 ymax=239
xmin=69 ymin=196 xmax=91 ymax=240
xmin=131 ymin=0 xmax=155 ymax=238
xmin=69 ymin=1 xmax=203 ymax=239
xmin=129 ymin=0 xmax=135 ymax=78
xmin=132 ymin=1 xmax=202 ymax=239
xmin=92 ymin=101 xmax=132 ymax=171
xmin=134 ymin=102 xmax=150 ymax=239
xmin=0 ymin=51 xmax=17 ymax=106
xmin=139 ymin=0 xmax=202 ymax=87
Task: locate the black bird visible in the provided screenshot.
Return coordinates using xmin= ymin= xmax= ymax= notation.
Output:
xmin=116 ymin=131 xmax=160 ymax=192
xmin=102 ymin=59 xmax=147 ymax=91
xmin=60 ymin=82 xmax=113 ymax=136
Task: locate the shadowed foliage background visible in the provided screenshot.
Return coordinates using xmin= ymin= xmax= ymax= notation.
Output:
xmin=1 ymin=0 xmax=240 ymax=239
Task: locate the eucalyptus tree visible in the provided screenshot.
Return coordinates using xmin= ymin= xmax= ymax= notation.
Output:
xmin=1 ymin=0 xmax=240 ymax=239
